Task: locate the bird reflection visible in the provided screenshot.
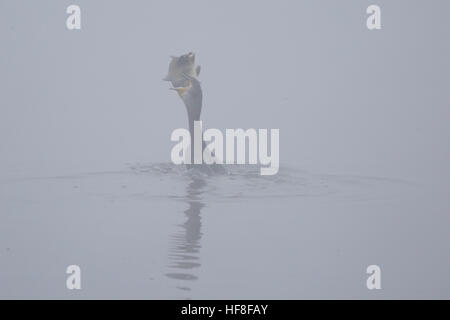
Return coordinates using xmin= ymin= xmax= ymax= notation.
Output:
xmin=165 ymin=176 xmax=206 ymax=290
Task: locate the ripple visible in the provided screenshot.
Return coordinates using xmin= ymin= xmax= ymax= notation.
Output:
xmin=3 ymin=162 xmax=415 ymax=203
xmin=125 ymin=162 xmax=413 ymax=202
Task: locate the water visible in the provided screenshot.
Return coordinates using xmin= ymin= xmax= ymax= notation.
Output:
xmin=3 ymin=163 xmax=446 ymax=299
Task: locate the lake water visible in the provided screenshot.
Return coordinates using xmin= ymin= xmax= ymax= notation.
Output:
xmin=1 ymin=163 xmax=448 ymax=299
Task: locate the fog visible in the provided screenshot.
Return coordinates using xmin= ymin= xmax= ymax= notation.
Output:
xmin=1 ymin=0 xmax=449 ymax=299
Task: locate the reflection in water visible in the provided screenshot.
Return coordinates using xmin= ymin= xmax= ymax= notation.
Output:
xmin=165 ymin=176 xmax=206 ymax=291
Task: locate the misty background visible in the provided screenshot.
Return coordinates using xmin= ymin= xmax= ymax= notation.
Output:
xmin=0 ymin=0 xmax=449 ymax=299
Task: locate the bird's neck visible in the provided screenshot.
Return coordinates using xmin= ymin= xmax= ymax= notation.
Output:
xmin=187 ymin=112 xmax=198 ymax=164
xmin=188 ymin=114 xmax=198 ymax=140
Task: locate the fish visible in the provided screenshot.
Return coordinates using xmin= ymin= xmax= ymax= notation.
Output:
xmin=163 ymin=52 xmax=201 ymax=87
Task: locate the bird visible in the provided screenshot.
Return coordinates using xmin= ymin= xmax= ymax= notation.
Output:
xmin=165 ymin=54 xmax=225 ymax=174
